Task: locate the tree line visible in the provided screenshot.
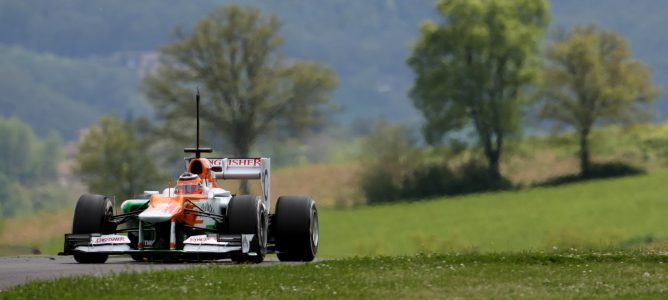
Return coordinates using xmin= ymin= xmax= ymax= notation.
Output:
xmin=74 ymin=2 xmax=659 ymax=204
xmin=0 ymin=117 xmax=74 ymax=217
xmin=0 ymin=0 xmax=433 ymax=135
xmin=76 ymin=6 xmax=337 ymax=197
xmin=362 ymin=0 xmax=659 ymax=202
xmin=408 ymin=0 xmax=657 ymax=180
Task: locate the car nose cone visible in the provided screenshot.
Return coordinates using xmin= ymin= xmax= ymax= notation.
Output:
xmin=139 ymin=207 xmax=174 ymax=223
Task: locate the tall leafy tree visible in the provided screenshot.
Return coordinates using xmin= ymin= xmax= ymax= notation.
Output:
xmin=539 ymin=25 xmax=659 ymax=177
xmin=408 ymin=0 xmax=549 ymax=179
xmin=76 ymin=116 xmax=162 ymax=202
xmin=143 ymin=5 xmax=337 ymax=163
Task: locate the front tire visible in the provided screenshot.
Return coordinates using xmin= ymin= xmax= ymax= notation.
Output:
xmin=71 ymin=194 xmax=115 ymax=264
xmin=227 ymin=195 xmax=267 ymax=263
xmin=274 ymin=196 xmax=318 ymax=262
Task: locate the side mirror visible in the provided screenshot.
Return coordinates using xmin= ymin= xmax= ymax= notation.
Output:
xmin=211 ymin=166 xmax=223 ymax=172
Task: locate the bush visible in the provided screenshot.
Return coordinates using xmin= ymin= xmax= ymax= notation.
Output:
xmin=358 ymin=122 xmax=513 ymax=204
xmin=451 ymin=160 xmax=513 ymax=194
xmin=400 ymin=163 xmax=457 ymax=200
xmin=400 ymin=160 xmax=512 ymax=201
xmin=539 ymin=162 xmax=645 ymax=187
xmin=361 ymin=171 xmax=403 ymax=204
xmin=586 ymin=162 xmax=646 ymax=178
xmin=361 ymin=155 xmax=514 ymax=204
xmin=358 ymin=121 xmax=417 ymax=204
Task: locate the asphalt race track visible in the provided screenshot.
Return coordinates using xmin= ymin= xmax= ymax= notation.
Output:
xmin=0 ymin=255 xmax=289 ymax=290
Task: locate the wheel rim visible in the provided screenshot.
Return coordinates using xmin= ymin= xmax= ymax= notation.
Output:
xmin=257 ymin=203 xmax=267 ymax=250
xmin=310 ymin=206 xmax=319 ymax=248
xmin=103 ymin=198 xmax=114 ymax=233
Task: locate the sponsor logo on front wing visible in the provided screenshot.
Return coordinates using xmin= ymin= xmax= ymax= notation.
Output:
xmin=184 ymin=235 xmax=228 ymax=245
xmin=186 ymin=235 xmax=214 ymax=243
xmin=90 ymin=235 xmax=131 ymax=245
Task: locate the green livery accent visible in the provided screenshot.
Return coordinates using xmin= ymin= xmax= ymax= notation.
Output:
xmin=121 ymin=199 xmax=149 ymax=213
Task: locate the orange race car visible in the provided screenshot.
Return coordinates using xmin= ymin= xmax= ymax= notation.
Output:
xmin=60 ymin=92 xmax=318 ymax=264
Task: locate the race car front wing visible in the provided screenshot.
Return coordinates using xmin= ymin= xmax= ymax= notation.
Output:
xmin=60 ymin=233 xmax=255 ymax=256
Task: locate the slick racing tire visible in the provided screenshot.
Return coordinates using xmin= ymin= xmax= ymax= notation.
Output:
xmin=227 ymin=195 xmax=267 ymax=264
xmin=274 ymin=196 xmax=318 ymax=262
xmin=72 ymin=194 xmax=116 ymax=264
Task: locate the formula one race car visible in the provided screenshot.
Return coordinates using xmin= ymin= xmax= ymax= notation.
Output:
xmin=60 ymin=93 xmax=318 ymax=264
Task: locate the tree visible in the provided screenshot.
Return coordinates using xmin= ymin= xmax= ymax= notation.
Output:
xmin=539 ymin=25 xmax=659 ymax=177
xmin=407 ymin=0 xmax=549 ymax=179
xmin=143 ymin=5 xmax=337 ymax=192
xmin=76 ymin=116 xmax=162 ymax=202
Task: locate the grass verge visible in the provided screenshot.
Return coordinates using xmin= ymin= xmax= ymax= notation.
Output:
xmin=3 ymin=252 xmax=668 ymax=299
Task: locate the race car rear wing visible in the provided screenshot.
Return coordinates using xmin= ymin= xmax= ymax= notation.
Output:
xmin=209 ymin=158 xmax=271 ymax=211
xmin=209 ymin=158 xmax=267 ymax=179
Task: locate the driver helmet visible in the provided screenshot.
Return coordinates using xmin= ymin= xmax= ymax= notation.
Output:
xmin=176 ymin=172 xmax=202 ymax=194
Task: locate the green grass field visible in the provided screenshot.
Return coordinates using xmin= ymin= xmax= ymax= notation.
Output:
xmin=4 ymin=252 xmax=668 ymax=299
xmin=320 ymin=170 xmax=668 ymax=257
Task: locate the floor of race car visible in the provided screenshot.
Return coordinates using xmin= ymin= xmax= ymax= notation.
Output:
xmin=0 ymin=255 xmax=307 ymax=290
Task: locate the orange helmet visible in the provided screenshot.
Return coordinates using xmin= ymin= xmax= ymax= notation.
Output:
xmin=176 ymin=172 xmax=202 ymax=194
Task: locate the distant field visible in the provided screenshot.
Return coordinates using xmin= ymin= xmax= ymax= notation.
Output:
xmin=0 ymin=210 xmax=71 ymax=255
xmin=4 ymin=252 xmax=668 ymax=299
xmin=211 ymin=162 xmax=362 ymax=209
xmin=319 ymin=170 xmax=668 ymax=257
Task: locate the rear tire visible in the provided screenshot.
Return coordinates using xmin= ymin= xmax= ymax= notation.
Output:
xmin=227 ymin=195 xmax=266 ymax=263
xmin=71 ymin=194 xmax=115 ymax=264
xmin=275 ymin=196 xmax=318 ymax=262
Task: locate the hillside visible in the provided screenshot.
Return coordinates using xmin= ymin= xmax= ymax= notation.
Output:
xmin=321 ymin=171 xmax=668 ymax=257
xmin=2 ymin=1 xmax=668 ymax=139
xmin=0 ymin=46 xmax=147 ymax=139
xmin=0 ymin=0 xmax=430 ymax=139
xmin=4 ymin=116 xmax=668 ymax=255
